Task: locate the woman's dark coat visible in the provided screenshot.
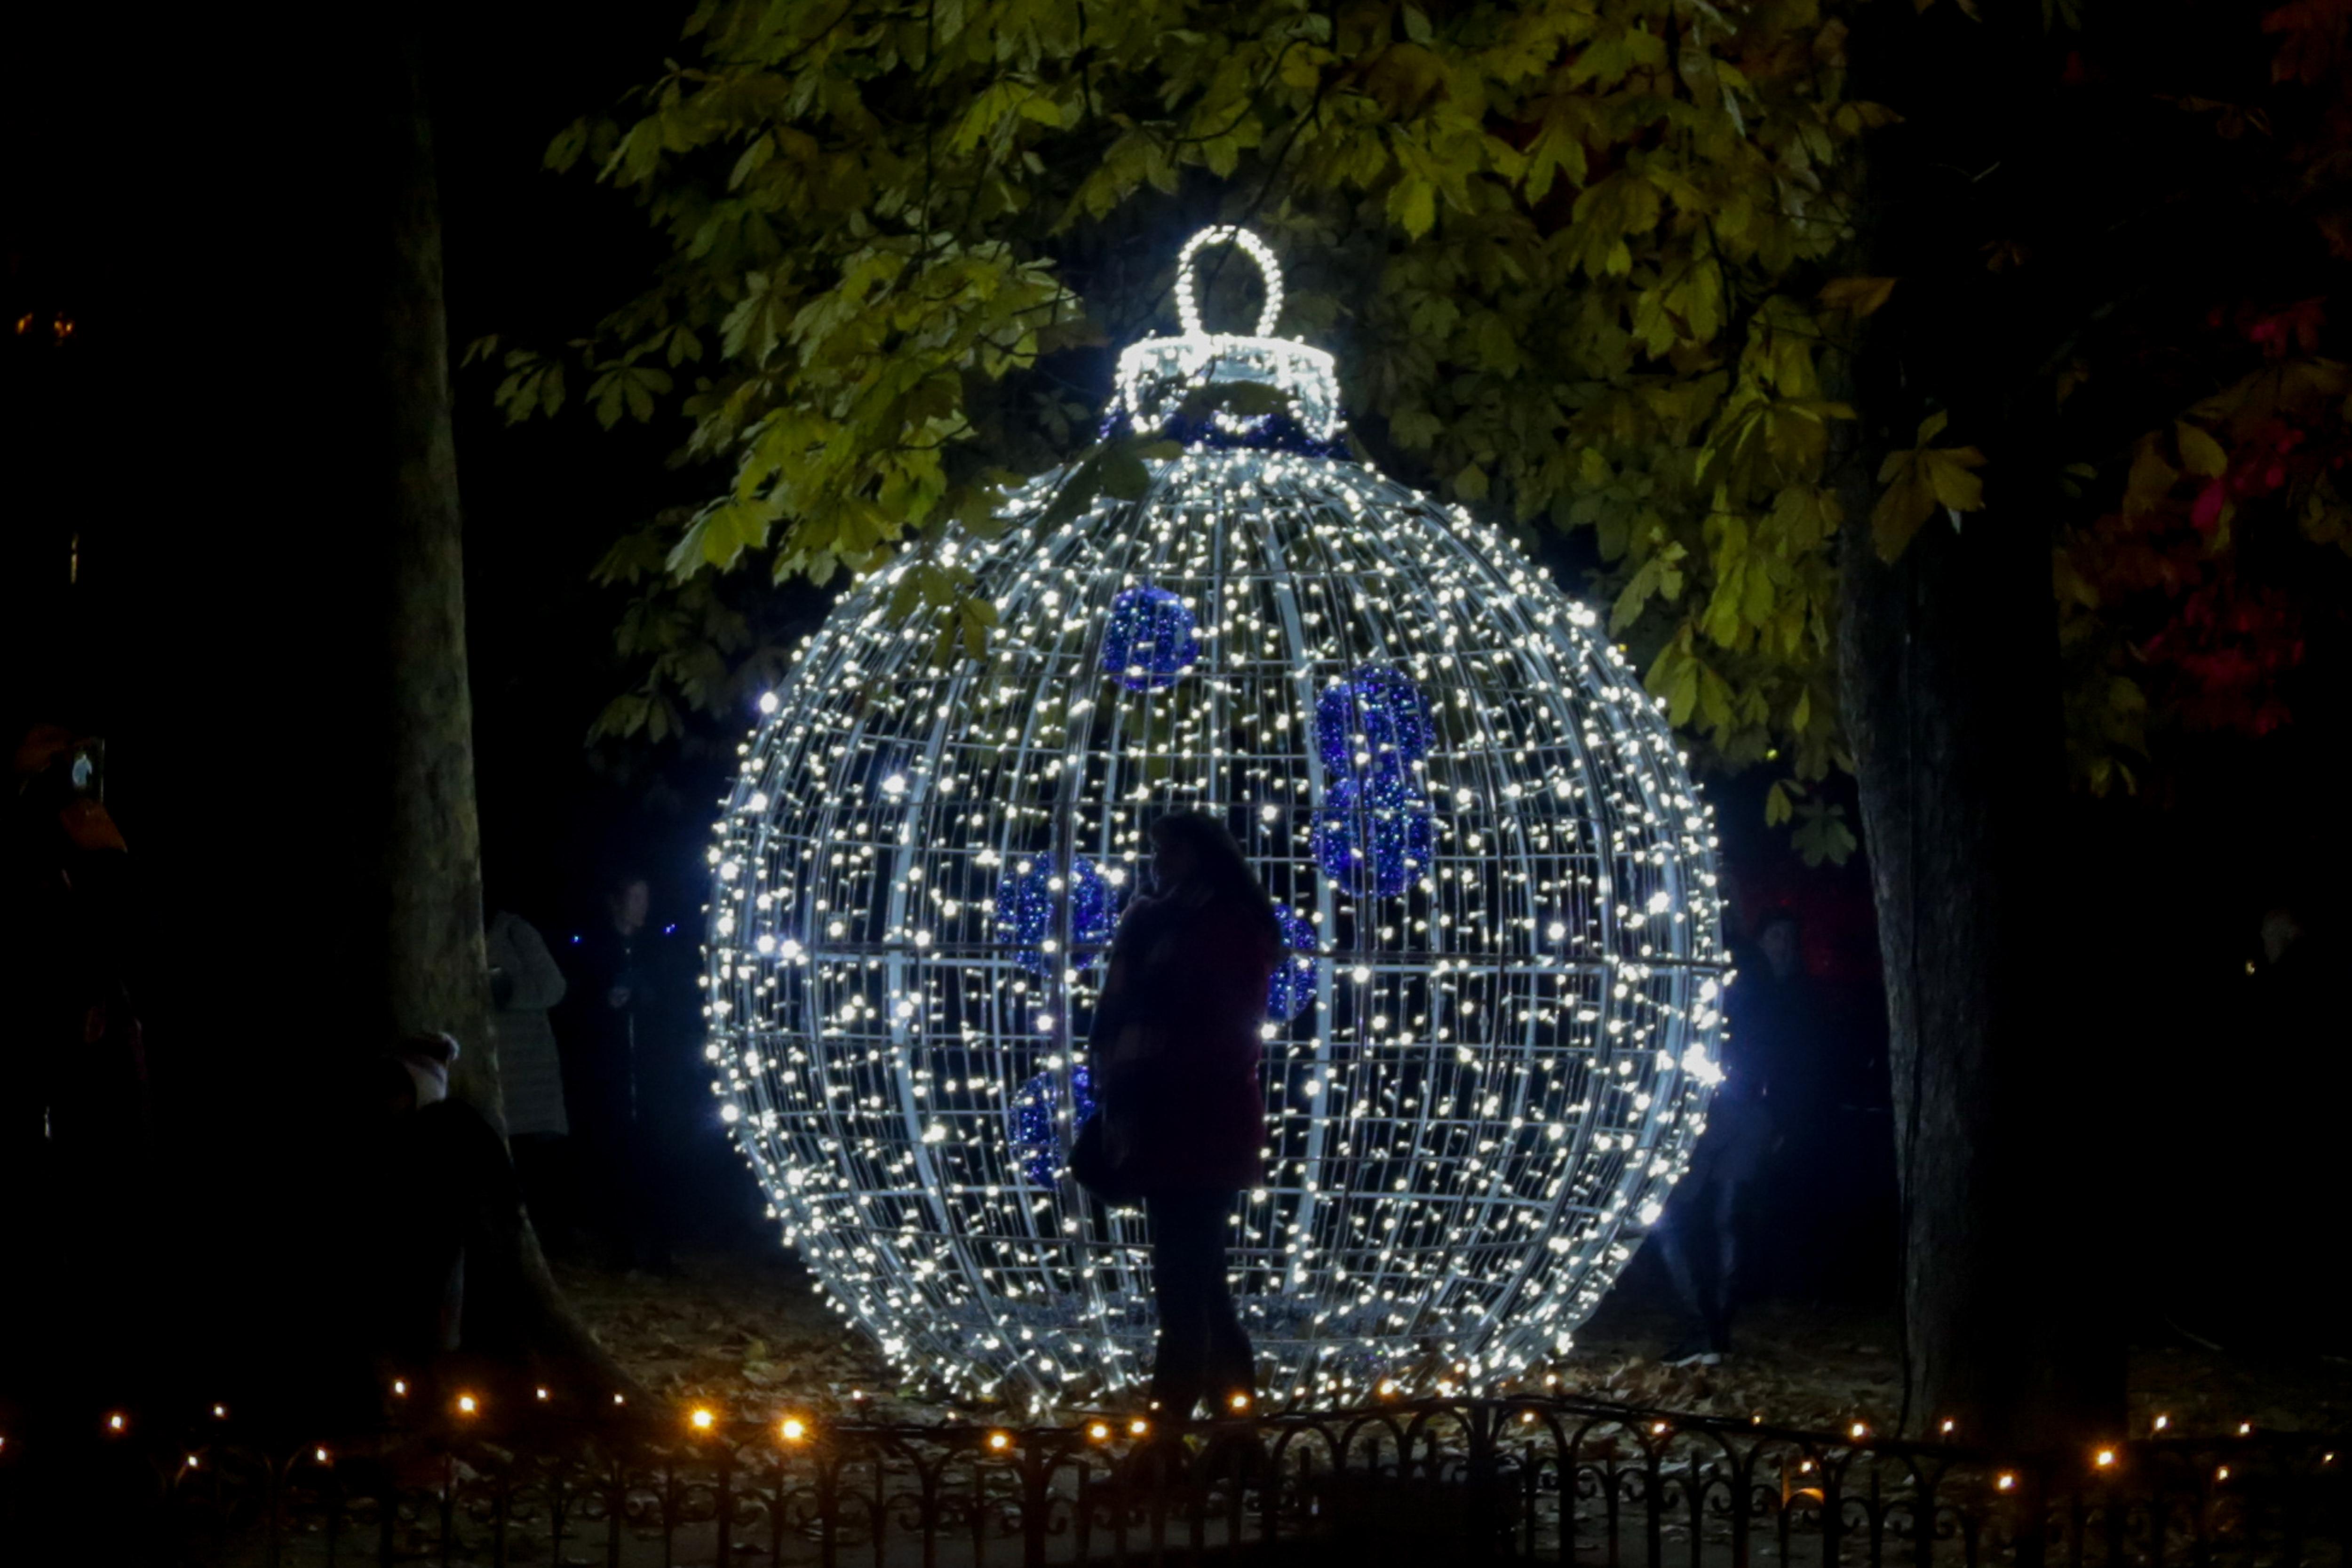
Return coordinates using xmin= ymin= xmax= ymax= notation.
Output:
xmin=1090 ymin=889 xmax=1278 ymax=1194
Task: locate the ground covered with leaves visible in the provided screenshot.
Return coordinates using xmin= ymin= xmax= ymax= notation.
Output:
xmin=556 ymin=1247 xmax=2350 ymax=1441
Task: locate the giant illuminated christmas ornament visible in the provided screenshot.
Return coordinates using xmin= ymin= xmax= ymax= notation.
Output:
xmin=702 ymin=227 xmax=1729 ymax=1413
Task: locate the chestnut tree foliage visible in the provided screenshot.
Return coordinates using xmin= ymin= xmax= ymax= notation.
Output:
xmin=483 ymin=0 xmax=2352 ymax=853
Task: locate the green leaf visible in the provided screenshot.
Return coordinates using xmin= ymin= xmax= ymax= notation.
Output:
xmin=1817 ymin=277 xmax=1897 ymax=318
xmin=1390 ymin=175 xmax=1438 ymax=239
xmin=1100 ymin=446 xmax=1152 ymax=501
xmin=2175 ymin=422 xmax=2227 ymax=478
xmin=1873 ymin=414 xmax=1986 ymax=560
xmin=1791 ymin=801 xmax=1858 ymax=867
xmin=2122 ymin=438 xmax=2178 ymax=520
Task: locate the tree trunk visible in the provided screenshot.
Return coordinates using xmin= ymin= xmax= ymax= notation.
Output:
xmin=1835 ymin=501 xmax=2123 ymax=1453
xmin=352 ymin=32 xmax=635 ymax=1398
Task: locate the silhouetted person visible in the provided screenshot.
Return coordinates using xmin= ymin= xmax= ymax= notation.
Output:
xmin=0 ymin=725 xmax=150 ymax=1440
xmin=351 ymin=1034 xmax=532 ymax=1374
xmin=487 ymin=907 xmax=573 ymax=1247
xmin=1090 ymin=812 xmax=1281 ymax=1420
xmin=2234 ymin=900 xmax=2344 ymax=1354
xmin=568 ymin=873 xmax=683 ymax=1273
xmin=1657 ymin=908 xmax=1819 ymax=1362
xmin=1 ymin=725 xmax=144 ymax=1172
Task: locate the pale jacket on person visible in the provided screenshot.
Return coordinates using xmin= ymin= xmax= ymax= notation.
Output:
xmin=486 ymin=910 xmax=569 ymax=1137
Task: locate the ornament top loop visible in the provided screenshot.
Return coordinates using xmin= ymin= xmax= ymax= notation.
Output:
xmin=1175 ymin=226 xmax=1284 ymax=338
xmin=1109 ymin=227 xmax=1343 ymax=452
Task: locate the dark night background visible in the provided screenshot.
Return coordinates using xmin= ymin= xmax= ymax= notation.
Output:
xmin=5 ymin=4 xmax=2347 ymax=1417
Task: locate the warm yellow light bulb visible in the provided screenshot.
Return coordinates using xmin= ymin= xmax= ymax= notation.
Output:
xmin=780 ymin=1417 xmax=808 ymax=1442
xmin=457 ymin=1394 xmax=478 ymax=1416
xmin=690 ymin=1409 xmax=715 ymax=1431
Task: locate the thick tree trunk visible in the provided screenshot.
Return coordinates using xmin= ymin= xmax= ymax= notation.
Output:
xmin=351 ymin=34 xmax=635 ymax=1399
xmin=1835 ymin=503 xmax=2123 ymax=1452
xmin=368 ymin=47 xmax=495 ymax=1100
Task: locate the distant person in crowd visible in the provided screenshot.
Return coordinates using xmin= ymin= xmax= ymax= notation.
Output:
xmin=2235 ymin=898 xmax=2344 ymax=1354
xmin=1657 ymin=907 xmax=1820 ymax=1363
xmin=2248 ymin=900 xmax=2327 ymax=1107
xmin=1 ymin=724 xmax=145 ymax=1171
xmin=1 ymin=724 xmax=149 ymax=1430
xmin=485 ymin=906 xmax=572 ymax=1247
xmin=1088 ymin=811 xmax=1281 ymax=1421
xmin=2257 ymin=903 xmax=2309 ymax=978
xmin=567 ymin=871 xmax=684 ymax=1274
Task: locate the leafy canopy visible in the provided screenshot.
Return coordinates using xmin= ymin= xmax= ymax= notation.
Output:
xmin=490 ymin=0 xmax=1889 ymax=860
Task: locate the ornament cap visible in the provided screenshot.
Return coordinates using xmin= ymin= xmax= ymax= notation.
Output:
xmin=1111 ymin=226 xmax=1344 ymax=448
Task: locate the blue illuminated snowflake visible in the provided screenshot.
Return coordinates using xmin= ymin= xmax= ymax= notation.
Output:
xmin=993 ymin=853 xmax=1120 ymax=979
xmin=1266 ymin=906 xmax=1322 ymax=1022
xmin=1314 ymin=665 xmax=1434 ymax=776
xmin=1009 ymin=1063 xmax=1097 ymax=1186
xmin=1100 ymin=584 xmax=1200 ymax=692
xmin=1311 ymin=764 xmax=1435 ymax=897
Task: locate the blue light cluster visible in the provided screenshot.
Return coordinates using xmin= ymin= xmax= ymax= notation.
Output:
xmin=993 ymin=853 xmax=1120 ymax=980
xmin=1266 ymin=905 xmax=1322 ymax=1022
xmin=1312 ymin=772 xmax=1436 ymax=897
xmin=1314 ymin=665 xmax=1434 ymax=776
xmin=1009 ymin=1063 xmax=1098 ymax=1186
xmin=1099 ymin=584 xmax=1199 ymax=692
xmin=1311 ymin=666 xmax=1437 ymax=896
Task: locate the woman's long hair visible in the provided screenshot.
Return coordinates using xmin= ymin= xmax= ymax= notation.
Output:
xmin=1151 ymin=809 xmax=1283 ymax=950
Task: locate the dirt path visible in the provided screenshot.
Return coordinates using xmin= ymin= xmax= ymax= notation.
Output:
xmin=556 ymin=1246 xmax=2352 ymax=1439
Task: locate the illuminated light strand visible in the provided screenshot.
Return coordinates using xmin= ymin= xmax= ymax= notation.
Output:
xmin=1111 ymin=226 xmax=1341 ymax=447
xmin=703 ymin=227 xmax=1729 ymax=1414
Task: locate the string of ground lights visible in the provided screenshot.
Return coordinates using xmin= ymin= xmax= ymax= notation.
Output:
xmin=701 ymin=227 xmax=1730 ymax=1413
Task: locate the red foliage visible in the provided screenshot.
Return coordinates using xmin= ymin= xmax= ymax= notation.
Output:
xmin=2261 ymin=0 xmax=2351 ymax=87
xmin=2139 ymin=579 xmax=2307 ymax=735
xmin=2241 ymin=298 xmax=2327 ymax=358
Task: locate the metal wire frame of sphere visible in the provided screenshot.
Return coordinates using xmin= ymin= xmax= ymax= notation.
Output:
xmin=702 ymin=446 xmax=1730 ymax=1413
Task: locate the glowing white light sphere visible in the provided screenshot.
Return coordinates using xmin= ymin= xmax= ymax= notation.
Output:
xmin=704 ymin=229 xmax=1728 ymax=1413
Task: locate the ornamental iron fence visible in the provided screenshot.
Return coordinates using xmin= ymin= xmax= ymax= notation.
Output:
xmin=0 ymin=1396 xmax=2342 ymax=1568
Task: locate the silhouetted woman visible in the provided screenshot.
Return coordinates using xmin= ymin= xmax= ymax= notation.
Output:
xmin=1090 ymin=810 xmax=1282 ymax=1420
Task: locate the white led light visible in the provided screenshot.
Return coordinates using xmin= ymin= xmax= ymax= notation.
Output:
xmin=1110 ymin=226 xmax=1343 ymax=445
